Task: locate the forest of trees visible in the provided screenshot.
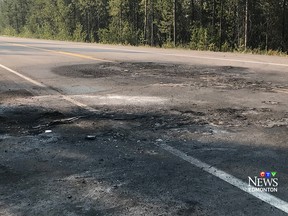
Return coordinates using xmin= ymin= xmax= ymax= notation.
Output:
xmin=0 ymin=0 xmax=287 ymax=53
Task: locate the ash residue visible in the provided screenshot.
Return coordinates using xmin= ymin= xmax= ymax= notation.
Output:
xmin=52 ymin=62 xmax=278 ymax=91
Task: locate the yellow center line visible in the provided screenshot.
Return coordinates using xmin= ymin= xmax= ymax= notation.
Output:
xmin=9 ymin=42 xmax=115 ymax=63
xmin=3 ymin=41 xmax=288 ymax=96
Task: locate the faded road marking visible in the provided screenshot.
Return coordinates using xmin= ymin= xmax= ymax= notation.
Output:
xmin=72 ymin=94 xmax=168 ymax=106
xmin=160 ymin=53 xmax=288 ymax=67
xmin=0 ymin=63 xmax=99 ymax=112
xmin=8 ymin=43 xmax=114 ymax=63
xmin=4 ymin=40 xmax=288 ymax=67
xmin=60 ymin=95 xmax=99 ymax=112
xmin=64 ymin=44 xmax=288 ymax=68
xmin=0 ymin=63 xmax=46 ymax=87
xmin=158 ymin=143 xmax=288 ymax=214
xmin=274 ymin=88 xmax=288 ymax=94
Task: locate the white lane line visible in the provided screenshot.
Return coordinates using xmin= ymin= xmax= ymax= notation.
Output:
xmin=0 ymin=63 xmax=99 ymax=112
xmin=61 ymin=95 xmax=99 ymax=113
xmin=159 ymin=143 xmax=288 ymax=214
xmin=0 ymin=63 xmax=46 ymax=87
xmin=160 ymin=53 xmax=288 ymax=67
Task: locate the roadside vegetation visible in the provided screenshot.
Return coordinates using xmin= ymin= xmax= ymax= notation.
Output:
xmin=0 ymin=0 xmax=287 ymax=55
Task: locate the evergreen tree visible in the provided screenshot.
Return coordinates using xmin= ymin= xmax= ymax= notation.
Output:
xmin=0 ymin=0 xmax=287 ymax=52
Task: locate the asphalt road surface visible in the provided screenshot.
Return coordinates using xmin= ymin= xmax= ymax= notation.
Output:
xmin=0 ymin=36 xmax=288 ymax=216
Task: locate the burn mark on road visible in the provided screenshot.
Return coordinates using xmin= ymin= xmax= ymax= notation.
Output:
xmin=52 ymin=62 xmax=282 ymax=91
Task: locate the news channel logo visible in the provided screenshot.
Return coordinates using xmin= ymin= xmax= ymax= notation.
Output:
xmin=248 ymin=171 xmax=278 ymax=193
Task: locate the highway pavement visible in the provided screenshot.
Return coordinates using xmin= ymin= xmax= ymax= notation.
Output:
xmin=0 ymin=36 xmax=288 ymax=215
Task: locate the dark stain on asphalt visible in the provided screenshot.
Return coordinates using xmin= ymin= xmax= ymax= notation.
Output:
xmin=51 ymin=62 xmax=280 ymax=91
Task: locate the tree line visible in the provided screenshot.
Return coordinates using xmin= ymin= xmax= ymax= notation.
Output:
xmin=0 ymin=0 xmax=287 ymax=53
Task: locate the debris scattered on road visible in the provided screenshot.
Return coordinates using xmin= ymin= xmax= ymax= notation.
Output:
xmin=85 ymin=135 xmax=96 ymax=140
xmin=32 ymin=116 xmax=82 ymax=133
xmin=259 ymin=118 xmax=288 ymax=128
xmin=262 ymin=101 xmax=280 ymax=105
xmin=48 ymin=116 xmax=82 ymax=126
xmin=155 ymin=123 xmax=161 ymax=127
